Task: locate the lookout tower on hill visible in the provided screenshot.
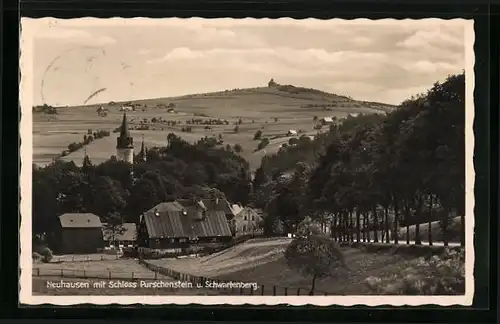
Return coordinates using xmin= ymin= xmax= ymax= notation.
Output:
xmin=268 ymin=78 xmax=278 ymax=87
xmin=116 ymin=113 xmax=134 ymax=164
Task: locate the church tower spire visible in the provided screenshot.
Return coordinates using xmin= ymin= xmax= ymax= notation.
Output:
xmin=116 ymin=113 xmax=134 ymax=164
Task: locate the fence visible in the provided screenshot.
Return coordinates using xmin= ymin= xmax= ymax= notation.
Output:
xmin=330 ymin=212 xmax=465 ymax=247
xmin=33 ymin=263 xmax=330 ymax=296
xmin=33 ymin=267 xmax=166 ymax=280
xmin=138 ymin=259 xmax=331 ymax=296
xmin=137 ymin=232 xmax=265 ymax=260
xmin=51 ymin=254 xmax=121 ymax=262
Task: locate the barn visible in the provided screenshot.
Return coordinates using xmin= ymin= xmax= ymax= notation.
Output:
xmin=137 ymin=208 xmax=233 ymax=249
xmin=56 ymin=213 xmax=104 ymax=254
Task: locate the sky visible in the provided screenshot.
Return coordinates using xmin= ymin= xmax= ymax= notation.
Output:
xmin=26 ymin=18 xmax=468 ymax=107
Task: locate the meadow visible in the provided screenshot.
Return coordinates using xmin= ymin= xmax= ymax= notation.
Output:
xmin=32 ymin=258 xmax=171 ymax=280
xmin=146 ymin=237 xmax=465 ymax=295
xmin=32 ymin=86 xmax=393 ymax=170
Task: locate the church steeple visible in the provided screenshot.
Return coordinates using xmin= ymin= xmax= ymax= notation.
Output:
xmin=116 ymin=113 xmax=134 ymax=163
xmin=117 ymin=113 xmax=132 ymax=148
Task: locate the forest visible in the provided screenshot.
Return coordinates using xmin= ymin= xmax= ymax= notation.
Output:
xmin=253 ymin=73 xmax=465 ymax=239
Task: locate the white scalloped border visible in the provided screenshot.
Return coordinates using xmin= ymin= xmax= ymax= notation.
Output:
xmin=19 ymin=17 xmax=475 ymax=306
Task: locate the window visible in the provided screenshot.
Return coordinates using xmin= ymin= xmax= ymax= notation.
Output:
xmin=251 ymin=216 xmax=254 ymax=221
xmin=244 ymin=216 xmax=247 ymax=221
xmin=243 ymin=225 xmax=247 ymax=232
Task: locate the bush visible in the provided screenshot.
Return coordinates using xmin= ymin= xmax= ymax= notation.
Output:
xmin=285 ymin=217 xmax=346 ymax=295
xmin=233 ymin=144 xmax=243 ymax=153
xmin=39 ymin=247 xmax=53 ymax=263
xmin=364 ymin=249 xmax=465 ymax=295
xmin=253 ymin=130 xmax=263 ymax=140
xmin=32 ymin=252 xmax=42 ymax=262
xmin=257 ymin=138 xmax=270 ymax=150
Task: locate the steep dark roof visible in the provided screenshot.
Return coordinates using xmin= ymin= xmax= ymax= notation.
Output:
xmin=116 ymin=113 xmax=133 ymax=149
xmin=119 ymin=113 xmax=131 ymax=138
xmin=102 ymin=223 xmax=137 ymax=241
xmin=142 ymin=209 xmax=232 ymax=239
xmin=200 ymin=198 xmax=235 ymax=215
xmin=59 ymin=213 xmax=102 ymax=228
xmin=175 ymin=199 xmax=207 ymax=211
xmin=147 ymin=201 xmax=185 ymax=213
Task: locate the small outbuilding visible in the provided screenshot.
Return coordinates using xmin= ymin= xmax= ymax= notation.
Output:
xmin=56 ymin=213 xmax=104 ymax=254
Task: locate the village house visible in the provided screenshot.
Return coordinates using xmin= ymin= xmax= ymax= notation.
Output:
xmin=55 ymin=213 xmax=104 ymax=254
xmin=120 ymin=105 xmax=134 ymax=112
xmin=102 ymin=222 xmax=137 ymax=248
xmin=136 ymin=208 xmax=232 ymax=249
xmin=287 ymin=129 xmax=298 ymax=136
xmin=231 ymin=207 xmax=263 ymax=235
xmin=319 ymin=117 xmax=336 ymax=126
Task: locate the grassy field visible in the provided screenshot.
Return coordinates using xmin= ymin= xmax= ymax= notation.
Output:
xmin=33 ymin=86 xmax=394 ymax=170
xmin=49 ymin=253 xmax=121 ymax=262
xmin=394 ymin=217 xmax=463 ymax=243
xmin=147 ymin=238 xmax=292 ymax=278
xmin=147 ymin=237 xmax=465 ymax=295
xmin=31 ymin=236 xmax=465 ymax=295
xmin=32 ymin=259 xmax=171 ymax=280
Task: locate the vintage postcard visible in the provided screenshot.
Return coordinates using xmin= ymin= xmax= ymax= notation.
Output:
xmin=20 ymin=17 xmax=475 ymax=306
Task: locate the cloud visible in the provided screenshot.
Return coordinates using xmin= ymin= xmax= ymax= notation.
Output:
xmin=350 ymin=36 xmax=373 ymax=46
xmin=35 ymin=27 xmax=116 ymax=46
xmin=406 ymin=60 xmax=461 ymax=74
xmin=397 ymin=29 xmax=463 ymax=50
xmin=147 ymin=47 xmax=388 ymax=68
xmin=137 ymin=49 xmax=152 ymax=55
xmin=29 ymin=18 xmax=471 ymax=106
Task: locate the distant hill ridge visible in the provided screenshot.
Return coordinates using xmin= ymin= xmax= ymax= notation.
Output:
xmin=168 ymin=85 xmax=396 ymax=113
xmin=54 ymin=83 xmax=397 ymax=113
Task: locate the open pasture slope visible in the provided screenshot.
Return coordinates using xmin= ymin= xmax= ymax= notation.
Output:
xmin=33 ymin=86 xmax=394 ymax=170
xmin=32 ymin=258 xmax=172 ymax=279
xmin=146 ymin=238 xmax=465 ymax=295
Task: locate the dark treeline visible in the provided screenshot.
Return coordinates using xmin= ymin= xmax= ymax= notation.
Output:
xmin=252 ymin=73 xmax=465 ymax=240
xmin=32 ymin=134 xmax=253 ymax=241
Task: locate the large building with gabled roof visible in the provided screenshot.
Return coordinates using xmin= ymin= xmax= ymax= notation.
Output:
xmin=137 ymin=208 xmax=232 ymax=249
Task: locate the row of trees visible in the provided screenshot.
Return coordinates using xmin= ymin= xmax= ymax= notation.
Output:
xmin=33 ymin=133 xmax=253 ymax=243
xmin=252 ymin=73 xmax=465 ymax=244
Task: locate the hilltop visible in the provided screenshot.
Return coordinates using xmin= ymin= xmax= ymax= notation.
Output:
xmin=33 ymin=83 xmax=397 ymax=170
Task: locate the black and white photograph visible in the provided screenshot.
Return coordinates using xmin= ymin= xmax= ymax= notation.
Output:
xmin=20 ymin=17 xmax=474 ymax=306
